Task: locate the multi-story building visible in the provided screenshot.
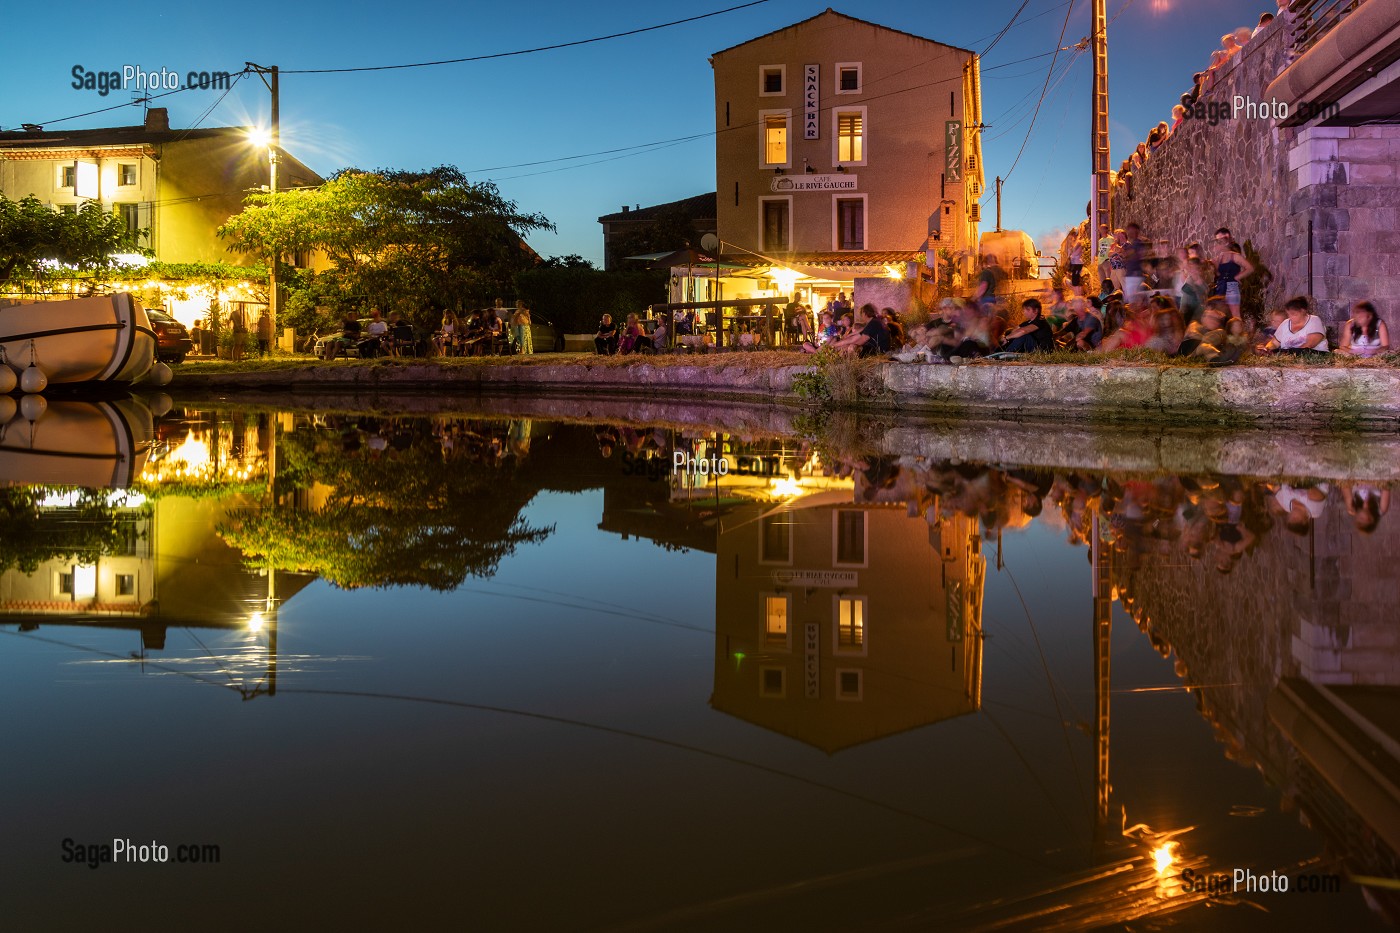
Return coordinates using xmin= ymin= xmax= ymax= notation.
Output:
xmin=706 ymin=10 xmax=984 ymax=305
xmin=0 ymin=108 xmax=322 ymax=264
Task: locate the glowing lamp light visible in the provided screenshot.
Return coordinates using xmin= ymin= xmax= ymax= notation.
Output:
xmin=1152 ymin=842 xmax=1176 ymax=876
xmin=884 ymin=264 xmax=906 ymax=280
xmin=73 ymin=564 xmax=98 ymax=600
xmin=769 ymin=477 xmax=803 ymax=498
xmin=770 ymin=267 xmax=801 ymax=294
xmin=248 ymin=612 xmax=265 ymax=634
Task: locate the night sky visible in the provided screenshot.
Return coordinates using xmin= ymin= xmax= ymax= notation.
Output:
xmin=2 ymin=0 xmax=1274 ymax=261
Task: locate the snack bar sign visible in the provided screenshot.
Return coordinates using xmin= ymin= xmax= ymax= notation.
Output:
xmin=804 ymin=64 xmax=820 ymax=139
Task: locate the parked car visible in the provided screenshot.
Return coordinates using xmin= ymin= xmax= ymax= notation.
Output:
xmin=147 ymin=309 xmax=194 ymax=363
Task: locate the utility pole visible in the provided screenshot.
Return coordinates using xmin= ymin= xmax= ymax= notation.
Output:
xmin=247 ymin=63 xmax=280 ymax=346
xmin=995 ymin=176 xmax=1003 ymax=232
xmin=1091 ymin=511 xmax=1113 ymax=854
xmin=1090 ymin=0 xmax=1111 ymax=238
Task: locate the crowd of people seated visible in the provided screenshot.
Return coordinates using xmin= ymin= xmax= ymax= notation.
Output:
xmin=320 ymin=301 xmax=537 ymax=360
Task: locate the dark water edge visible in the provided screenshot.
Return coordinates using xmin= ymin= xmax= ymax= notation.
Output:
xmin=1 ymin=394 xmax=1397 ymax=931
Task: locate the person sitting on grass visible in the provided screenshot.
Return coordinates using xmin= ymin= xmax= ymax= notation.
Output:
xmin=1258 ymin=296 xmax=1329 ymax=356
xmin=1336 ymin=300 xmax=1390 ymax=358
xmin=999 ymin=298 xmax=1055 ymax=354
xmin=813 ymin=303 xmax=889 ymax=357
xmin=1183 ymin=300 xmax=1229 ymax=359
xmin=1144 ymin=295 xmax=1186 ymax=355
xmin=1058 ymin=297 xmax=1103 ymax=351
xmin=891 ymin=323 xmax=937 ymax=363
xmin=594 ymin=314 xmax=618 ymax=355
xmin=619 ymin=313 xmax=653 ymax=355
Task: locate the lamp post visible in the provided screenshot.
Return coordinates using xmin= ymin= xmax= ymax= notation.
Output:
xmin=247 ymin=63 xmax=280 ymax=346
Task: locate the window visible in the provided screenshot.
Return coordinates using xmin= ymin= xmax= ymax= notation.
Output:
xmin=834 ymin=510 xmax=866 ymax=566
xmin=117 ymin=203 xmax=140 ymax=235
xmin=836 ymin=669 xmax=863 ymax=700
xmin=835 ymin=596 xmax=866 ymax=654
xmin=57 ymin=572 xmax=74 ymax=596
xmin=836 ymin=62 xmax=862 ymax=94
xmin=759 ymin=64 xmax=786 ymax=96
xmin=116 ymin=574 xmax=135 ymax=597
xmin=760 ymin=110 xmax=790 ymax=167
xmin=60 ymin=165 xmax=76 ymax=188
xmin=759 ymin=510 xmax=792 ymax=563
xmin=764 ymin=595 xmax=790 ymax=649
xmin=57 ymin=204 xmax=77 ymax=215
xmin=760 ymin=666 xmax=786 ymax=698
xmin=118 ymin=163 xmax=137 ymax=186
xmin=760 ymin=197 xmax=791 ymax=252
xmin=833 ymin=108 xmax=865 ymax=165
xmin=835 ymin=197 xmax=865 ymax=251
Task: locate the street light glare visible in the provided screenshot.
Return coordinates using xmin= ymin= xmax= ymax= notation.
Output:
xmin=247 ymin=127 xmax=271 ymax=149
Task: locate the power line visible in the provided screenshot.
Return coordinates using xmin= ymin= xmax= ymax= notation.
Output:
xmin=282 ymin=0 xmax=773 ymax=74
xmin=1001 ymin=0 xmax=1079 ymax=182
xmin=978 ymin=0 xmax=1034 ymax=58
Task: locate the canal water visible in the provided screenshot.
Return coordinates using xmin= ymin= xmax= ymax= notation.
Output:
xmin=1 ymin=395 xmax=1396 ymax=931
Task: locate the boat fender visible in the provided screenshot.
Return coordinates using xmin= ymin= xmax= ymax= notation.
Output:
xmin=20 ymin=364 xmax=48 ymax=394
xmin=0 ymin=364 xmax=16 ymax=395
xmin=0 ymin=395 xmax=16 ymax=425
xmin=19 ymin=393 xmax=47 ymax=422
xmin=146 ymin=393 xmax=174 ymax=417
xmin=149 ymin=361 xmax=173 ymax=387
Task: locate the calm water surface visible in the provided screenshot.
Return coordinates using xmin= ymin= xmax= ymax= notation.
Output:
xmin=1 ymin=395 xmax=1396 ymax=931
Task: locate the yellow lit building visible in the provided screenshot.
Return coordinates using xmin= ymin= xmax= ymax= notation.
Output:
xmin=705 ymin=9 xmax=984 ymax=306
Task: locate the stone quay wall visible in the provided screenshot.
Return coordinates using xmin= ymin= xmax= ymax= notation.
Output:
xmin=1109 ymin=19 xmax=1400 ymax=327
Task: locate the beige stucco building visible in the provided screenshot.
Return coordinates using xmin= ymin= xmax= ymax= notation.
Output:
xmin=707 ymin=10 xmax=984 ymax=300
xmin=0 ymin=108 xmax=322 ymax=267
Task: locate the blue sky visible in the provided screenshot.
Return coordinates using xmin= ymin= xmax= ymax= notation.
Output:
xmin=1 ymin=0 xmax=1272 ymax=262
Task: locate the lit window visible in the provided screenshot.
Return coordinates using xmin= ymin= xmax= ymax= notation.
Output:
xmin=764 ymin=595 xmax=789 ymax=648
xmin=73 ymin=565 xmax=97 ymax=600
xmin=836 ymin=112 xmax=864 ymax=163
xmin=763 ymin=113 xmax=789 ymax=166
xmin=835 ymin=510 xmax=865 ymax=565
xmin=761 ymin=199 xmax=790 ymax=253
xmin=760 ymin=666 xmax=786 ymax=697
xmin=836 ymin=596 xmax=865 ymax=651
xmin=118 ymin=163 xmax=137 ymax=186
xmin=836 ymin=198 xmax=865 ymax=251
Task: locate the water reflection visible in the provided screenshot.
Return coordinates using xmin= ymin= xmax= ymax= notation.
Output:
xmin=2 ymin=398 xmax=1398 ymax=928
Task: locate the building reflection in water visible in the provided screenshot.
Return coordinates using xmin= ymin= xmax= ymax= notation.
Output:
xmin=711 ymin=464 xmax=985 ymax=753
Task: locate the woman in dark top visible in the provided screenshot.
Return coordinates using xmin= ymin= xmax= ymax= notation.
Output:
xmin=1211 ymin=237 xmax=1255 ymax=317
xmin=1000 ymin=298 xmax=1054 ymax=353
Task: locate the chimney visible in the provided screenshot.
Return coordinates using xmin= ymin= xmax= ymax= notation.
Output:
xmin=144 ymin=108 xmax=169 ymax=131
xmin=621 ymin=205 xmax=629 ymax=213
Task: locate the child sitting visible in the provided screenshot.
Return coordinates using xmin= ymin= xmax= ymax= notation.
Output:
xmin=891 ymin=324 xmax=937 ymax=363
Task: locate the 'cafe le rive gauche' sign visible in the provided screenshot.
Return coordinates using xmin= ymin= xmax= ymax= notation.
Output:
xmin=770 ymin=174 xmax=858 ymax=192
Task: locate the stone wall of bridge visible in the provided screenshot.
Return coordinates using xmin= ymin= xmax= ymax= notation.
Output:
xmin=1109 ymin=18 xmax=1400 ymax=327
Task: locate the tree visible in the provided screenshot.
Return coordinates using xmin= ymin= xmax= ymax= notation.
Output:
xmin=0 ymin=194 xmax=142 ymax=286
xmin=218 ymin=166 xmax=553 ymax=324
xmin=0 ymin=488 xmax=149 ymax=574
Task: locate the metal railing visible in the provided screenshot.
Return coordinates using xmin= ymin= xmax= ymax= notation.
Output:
xmin=1287 ymin=0 xmax=1367 ymax=57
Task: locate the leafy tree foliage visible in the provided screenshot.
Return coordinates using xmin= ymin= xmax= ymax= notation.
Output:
xmin=515 ymin=265 xmax=665 ymax=334
xmin=218 ymin=166 xmax=553 ymax=325
xmin=0 ymin=194 xmax=143 ymax=286
xmin=219 ymin=420 xmax=551 ymax=590
xmin=0 ymin=488 xmax=148 ymax=574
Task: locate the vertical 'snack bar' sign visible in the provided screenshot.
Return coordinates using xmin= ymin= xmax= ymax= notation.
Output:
xmin=804 ymin=65 xmax=820 ymax=140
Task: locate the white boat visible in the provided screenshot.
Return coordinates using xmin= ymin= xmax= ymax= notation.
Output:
xmin=0 ymin=293 xmax=157 ymax=386
xmin=0 ymin=396 xmax=154 ymax=488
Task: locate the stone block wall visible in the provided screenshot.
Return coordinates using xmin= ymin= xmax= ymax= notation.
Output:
xmin=1109 ymin=20 xmax=1400 ymax=326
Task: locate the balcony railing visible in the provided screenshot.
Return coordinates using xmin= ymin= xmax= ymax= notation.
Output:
xmin=1287 ymin=0 xmax=1366 ymax=57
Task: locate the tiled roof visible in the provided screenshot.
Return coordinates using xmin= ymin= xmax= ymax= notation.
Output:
xmin=710 ymin=9 xmax=975 ymax=60
xmin=0 ymin=124 xmax=243 ymax=149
